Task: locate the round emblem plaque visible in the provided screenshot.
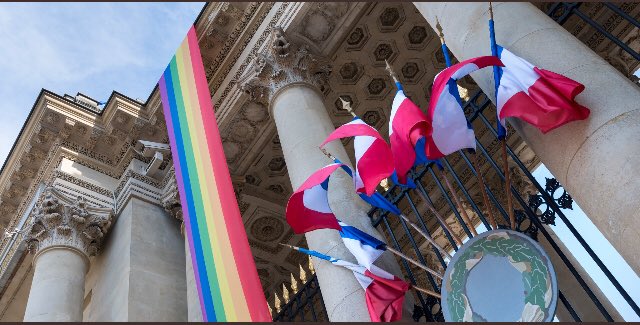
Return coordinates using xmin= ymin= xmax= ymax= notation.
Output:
xmin=441 ymin=229 xmax=558 ymax=322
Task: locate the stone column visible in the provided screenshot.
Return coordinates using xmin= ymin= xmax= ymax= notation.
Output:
xmin=414 ymin=2 xmax=640 ymax=275
xmin=23 ymin=187 xmax=113 ymax=322
xmin=164 ymin=189 xmax=202 ymax=322
xmin=240 ymin=28 xmax=412 ymax=322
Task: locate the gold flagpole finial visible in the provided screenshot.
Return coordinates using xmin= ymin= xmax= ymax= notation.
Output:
xmin=279 ymin=243 xmax=297 ymax=250
xmin=435 ymin=16 xmax=445 ymax=45
xmin=339 ymin=97 xmax=357 ymax=117
xmin=385 ymin=59 xmax=399 ymax=83
xmin=319 ymin=147 xmax=336 ymax=161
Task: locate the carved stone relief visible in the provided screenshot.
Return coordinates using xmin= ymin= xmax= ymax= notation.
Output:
xmin=25 ymin=187 xmax=114 ymax=258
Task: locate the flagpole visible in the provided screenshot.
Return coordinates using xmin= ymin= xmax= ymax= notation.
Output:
xmin=384 ymin=246 xmax=443 ymax=280
xmin=319 ymin=143 xmax=453 ymax=260
xmin=434 ymin=166 xmax=477 ymax=236
xmin=399 ymin=214 xmax=452 ymax=260
xmin=385 ymin=60 xmax=464 ymax=247
xmin=435 ymin=17 xmax=497 ymax=231
xmin=280 ymin=243 xmax=443 ymax=299
xmin=413 ymin=189 xmax=463 ymax=247
xmin=410 ymin=284 xmax=442 ymax=299
xmin=488 ymin=2 xmax=516 ymax=230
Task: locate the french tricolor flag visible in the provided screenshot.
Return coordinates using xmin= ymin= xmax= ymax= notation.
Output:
xmin=320 ymin=117 xmax=394 ymax=196
xmin=293 ymin=246 xmax=410 ymax=322
xmin=338 ymin=220 xmax=387 ymax=269
xmin=334 ymin=161 xmax=403 ymax=216
xmin=285 ymin=163 xmax=343 ymax=234
xmin=389 ymin=83 xmax=431 ymax=184
xmin=495 ymin=46 xmax=590 ymax=137
xmin=426 ymin=56 xmax=504 ymax=159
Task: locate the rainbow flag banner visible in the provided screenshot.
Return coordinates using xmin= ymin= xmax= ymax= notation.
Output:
xmin=157 ymin=26 xmax=271 ymax=321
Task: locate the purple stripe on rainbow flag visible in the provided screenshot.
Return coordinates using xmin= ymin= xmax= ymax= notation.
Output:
xmin=157 ymin=25 xmax=271 ymax=322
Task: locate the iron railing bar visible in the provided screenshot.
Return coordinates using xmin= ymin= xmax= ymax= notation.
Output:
xmin=477 ymin=111 xmax=640 ymax=316
xmin=458 ymin=147 xmax=510 ymax=224
xmin=602 ymin=2 xmax=640 ymax=28
xmin=403 ymin=189 xmax=460 ymax=251
xmin=564 ymin=3 xmax=640 ymax=61
xmin=395 ymin=208 xmax=442 ymax=292
xmin=468 ymin=139 xmax=512 ymax=225
xmin=441 ymin=155 xmax=492 ymax=229
xmin=425 ymin=167 xmax=474 ymax=238
xmin=404 ymin=192 xmax=449 ymax=269
xmin=412 ymin=176 xmax=461 ymax=250
xmin=381 ymin=215 xmax=430 ymax=316
xmin=559 ymin=290 xmax=582 ymax=321
xmin=548 ymin=2 xmax=580 ymax=25
xmin=306 ymin=284 xmax=318 ymax=321
xmin=296 ymin=295 xmax=305 ymax=321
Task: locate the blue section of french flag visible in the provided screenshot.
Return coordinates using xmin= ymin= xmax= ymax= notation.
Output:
xmin=337 ymin=220 xmax=386 ymax=268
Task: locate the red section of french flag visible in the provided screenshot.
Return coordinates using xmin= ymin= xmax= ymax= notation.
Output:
xmin=320 ymin=118 xmax=394 ymax=196
xmin=426 ymin=55 xmax=504 ymax=159
xmin=497 ymin=46 xmax=590 ymax=133
xmin=285 ymin=163 xmax=343 ymax=234
xmin=363 ymin=266 xmax=410 ymax=322
xmin=389 ymin=90 xmax=430 ymax=184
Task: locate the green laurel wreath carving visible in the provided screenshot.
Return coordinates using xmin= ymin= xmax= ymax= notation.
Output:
xmin=446 ymin=233 xmax=551 ymax=322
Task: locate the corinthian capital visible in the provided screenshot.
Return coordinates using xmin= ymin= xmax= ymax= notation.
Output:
xmin=25 ymin=187 xmax=114 ymax=258
xmin=238 ymin=27 xmax=332 ymax=106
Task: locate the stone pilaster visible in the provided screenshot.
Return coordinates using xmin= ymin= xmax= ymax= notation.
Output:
xmin=23 ymin=187 xmax=113 ymax=322
xmin=162 ymin=176 xmax=201 ymax=322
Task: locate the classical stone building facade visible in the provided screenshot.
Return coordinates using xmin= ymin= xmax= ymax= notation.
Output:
xmin=0 ymin=2 xmax=638 ymax=322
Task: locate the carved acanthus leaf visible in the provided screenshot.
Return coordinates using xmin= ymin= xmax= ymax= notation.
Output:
xmin=238 ymin=27 xmax=332 ymax=106
xmin=25 ymin=187 xmax=114 ymax=258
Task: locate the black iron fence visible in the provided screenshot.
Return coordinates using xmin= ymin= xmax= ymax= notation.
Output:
xmin=272 ymin=274 xmax=328 ymax=322
xmin=273 ymin=2 xmax=640 ymax=322
xmin=368 ymin=88 xmax=639 ymax=322
xmin=545 ymin=2 xmax=640 ymax=82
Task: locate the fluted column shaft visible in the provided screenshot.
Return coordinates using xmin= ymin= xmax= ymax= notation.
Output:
xmin=414 ymin=2 xmax=640 ymax=275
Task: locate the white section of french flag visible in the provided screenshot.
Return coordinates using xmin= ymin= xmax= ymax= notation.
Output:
xmin=320 ymin=117 xmax=394 ymax=196
xmin=333 ymin=260 xmax=410 ymax=322
xmin=496 ymin=46 xmax=590 ymax=133
xmin=426 ymin=56 xmax=504 ymax=159
xmin=338 ymin=220 xmax=386 ymax=269
xmin=285 ymin=163 xmax=343 ymax=234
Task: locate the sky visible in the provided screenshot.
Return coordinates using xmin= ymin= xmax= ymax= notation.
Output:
xmin=0 ymin=2 xmax=204 ymax=166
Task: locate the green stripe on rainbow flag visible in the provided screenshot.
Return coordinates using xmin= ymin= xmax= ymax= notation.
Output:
xmin=157 ymin=25 xmax=271 ymax=322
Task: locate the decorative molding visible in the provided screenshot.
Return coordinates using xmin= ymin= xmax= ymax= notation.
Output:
xmin=25 ymin=187 xmax=114 ymax=258
xmin=238 ymin=27 xmax=332 ymax=107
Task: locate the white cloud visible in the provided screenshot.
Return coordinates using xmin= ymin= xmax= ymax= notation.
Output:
xmin=0 ymin=2 xmax=203 ymax=167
